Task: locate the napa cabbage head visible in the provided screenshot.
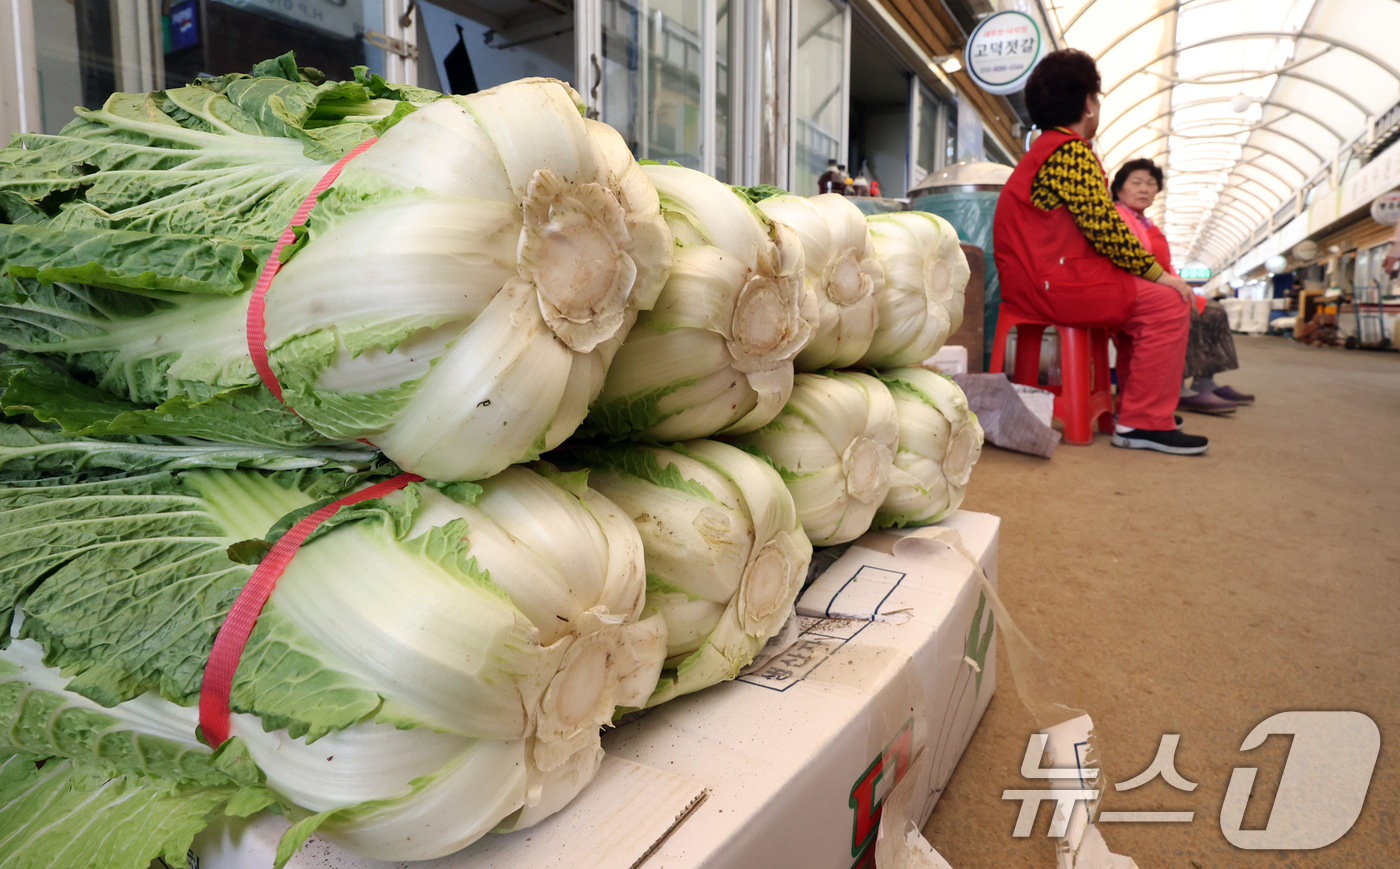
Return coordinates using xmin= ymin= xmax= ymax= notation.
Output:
xmin=858 ymin=211 xmax=970 ymax=368
xmin=753 ymin=193 xmax=884 ymax=370
xmin=583 ymin=165 xmax=816 ymax=442
xmin=733 ymin=371 xmax=908 ymax=546
xmin=0 ymin=459 xmax=664 ymax=864
xmin=0 ymin=63 xmax=672 ymax=482
xmin=573 ymin=440 xmax=812 ymax=704
xmin=873 ymin=368 xmax=983 ymax=528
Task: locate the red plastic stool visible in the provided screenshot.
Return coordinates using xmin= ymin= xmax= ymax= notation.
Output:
xmin=988 ymin=309 xmax=1115 ymax=445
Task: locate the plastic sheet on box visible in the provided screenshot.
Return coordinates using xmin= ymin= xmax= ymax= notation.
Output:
xmin=953 ymin=373 xmax=1061 ymax=458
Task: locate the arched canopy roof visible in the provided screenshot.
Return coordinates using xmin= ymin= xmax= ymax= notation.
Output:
xmin=1045 ymin=0 xmax=1400 ymax=269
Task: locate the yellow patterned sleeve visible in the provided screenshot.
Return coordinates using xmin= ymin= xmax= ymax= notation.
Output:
xmin=1031 ymin=140 xmax=1163 ymax=281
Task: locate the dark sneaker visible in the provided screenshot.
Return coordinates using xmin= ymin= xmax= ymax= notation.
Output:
xmin=1112 ymin=428 xmax=1209 ymax=455
xmin=1178 ymin=391 xmax=1236 ymax=415
xmin=1123 ymin=415 xmax=1184 ymax=428
xmin=1212 ymin=385 xmax=1255 ymax=404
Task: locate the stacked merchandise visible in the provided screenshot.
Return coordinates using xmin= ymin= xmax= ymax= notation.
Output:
xmin=0 ymin=55 xmax=982 ymax=869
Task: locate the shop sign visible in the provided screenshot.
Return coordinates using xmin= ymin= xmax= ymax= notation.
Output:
xmin=167 ymin=0 xmax=198 ymax=51
xmin=963 ymin=11 xmax=1046 ymax=96
xmin=1341 ymin=145 xmax=1400 ymax=216
xmin=1180 ymin=267 xmax=1211 ymax=280
xmin=1371 ymin=189 xmax=1400 ymax=226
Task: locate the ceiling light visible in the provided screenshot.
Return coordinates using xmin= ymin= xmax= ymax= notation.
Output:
xmin=934 ymin=55 xmax=962 ymax=75
xmin=1229 ymin=94 xmax=1252 ymax=113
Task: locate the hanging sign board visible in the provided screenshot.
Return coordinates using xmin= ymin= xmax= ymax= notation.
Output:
xmin=1371 ymin=190 xmax=1400 ymax=226
xmin=963 ymin=11 xmax=1047 ymax=96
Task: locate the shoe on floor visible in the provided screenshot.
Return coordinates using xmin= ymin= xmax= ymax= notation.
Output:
xmin=1112 ymin=428 xmax=1209 ymax=455
xmin=1175 ymin=414 xmax=1184 ymax=430
xmin=1179 ymin=391 xmax=1237 ymax=415
xmin=1212 ymin=384 xmax=1255 ymax=404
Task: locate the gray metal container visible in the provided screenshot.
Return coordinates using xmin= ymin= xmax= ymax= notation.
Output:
xmin=848 ymin=197 xmax=907 ymax=216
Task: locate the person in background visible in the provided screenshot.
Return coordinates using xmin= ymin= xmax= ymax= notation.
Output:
xmin=1384 ymin=220 xmax=1400 ymax=277
xmin=1111 ymin=159 xmax=1255 ymax=414
xmin=994 ymin=49 xmax=1206 ymax=455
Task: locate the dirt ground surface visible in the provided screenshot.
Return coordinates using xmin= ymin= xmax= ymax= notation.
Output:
xmin=920 ymin=336 xmax=1399 ymax=868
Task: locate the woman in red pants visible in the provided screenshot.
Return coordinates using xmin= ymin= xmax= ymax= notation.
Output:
xmin=1111 ymin=158 xmax=1254 ymax=415
xmin=993 ymin=49 xmax=1206 ymax=455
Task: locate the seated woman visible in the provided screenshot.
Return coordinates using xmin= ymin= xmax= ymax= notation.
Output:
xmin=993 ymin=49 xmax=1205 ymax=455
xmin=1385 ymin=221 xmax=1400 ymax=278
xmin=1110 ymin=159 xmax=1254 ymax=414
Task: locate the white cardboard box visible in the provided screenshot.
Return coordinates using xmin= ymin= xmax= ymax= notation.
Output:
xmin=191 ymin=511 xmax=1000 ymax=869
xmin=923 ymin=345 xmax=969 ymax=375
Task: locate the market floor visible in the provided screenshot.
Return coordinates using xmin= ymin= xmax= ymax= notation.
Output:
xmin=921 ymin=336 xmax=1400 ymax=869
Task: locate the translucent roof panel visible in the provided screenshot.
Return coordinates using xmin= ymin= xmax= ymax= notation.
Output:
xmin=1044 ymin=0 xmax=1400 ymax=268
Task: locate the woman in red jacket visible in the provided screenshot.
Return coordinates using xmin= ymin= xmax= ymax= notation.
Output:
xmin=1111 ymin=158 xmax=1253 ymax=415
xmin=993 ymin=50 xmax=1205 ymax=455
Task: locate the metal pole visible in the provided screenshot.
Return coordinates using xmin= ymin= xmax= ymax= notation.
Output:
xmin=838 ymin=0 xmax=850 ymax=173
xmin=701 ymin=0 xmax=718 ymax=175
xmin=0 ymin=0 xmax=38 ymax=141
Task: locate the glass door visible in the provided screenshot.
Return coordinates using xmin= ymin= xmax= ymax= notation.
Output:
xmin=907 ymin=80 xmax=954 ymax=191
xmin=790 ymin=0 xmax=847 ymax=196
xmin=592 ymin=0 xmax=732 ymax=178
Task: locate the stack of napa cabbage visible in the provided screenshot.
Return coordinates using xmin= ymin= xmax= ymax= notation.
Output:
xmin=0 ymin=57 xmax=678 ymax=869
xmin=0 ymin=50 xmax=981 ymax=869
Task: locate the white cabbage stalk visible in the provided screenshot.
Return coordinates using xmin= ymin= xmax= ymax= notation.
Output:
xmin=264 ymin=78 xmax=672 ymax=481
xmin=874 ymin=368 xmax=984 ymax=528
xmin=0 ymin=465 xmax=666 ymax=862
xmin=755 ymin=193 xmax=884 ymax=370
xmin=734 ymin=371 xmax=906 ymax=546
xmin=585 ymin=165 xmax=817 ymax=441
xmin=859 ymin=211 xmax=971 ymax=367
xmin=577 ymin=440 xmax=812 ymax=704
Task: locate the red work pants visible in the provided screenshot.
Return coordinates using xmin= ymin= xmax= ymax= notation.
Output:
xmin=1111 ymin=278 xmax=1190 ymax=430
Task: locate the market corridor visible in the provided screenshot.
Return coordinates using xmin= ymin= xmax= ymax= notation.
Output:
xmin=924 ymin=337 xmax=1400 ymax=868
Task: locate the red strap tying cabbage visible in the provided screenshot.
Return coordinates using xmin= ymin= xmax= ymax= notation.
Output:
xmin=246 ymin=137 xmax=379 ymax=405
xmin=199 ymin=472 xmax=423 ymax=748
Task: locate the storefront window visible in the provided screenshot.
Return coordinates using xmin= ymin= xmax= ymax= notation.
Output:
xmin=417 ymin=0 xmax=573 ymax=95
xmin=599 ymin=0 xmax=732 ymax=176
xmin=910 ymin=83 xmax=939 ymax=189
xmin=943 ymin=95 xmax=957 ymax=166
xmin=715 ymin=0 xmax=732 ymax=181
xmin=791 ymin=0 xmax=846 ymax=196
xmin=167 ymin=1 xmax=386 ymax=86
xmin=602 ymin=0 xmax=699 ymax=169
xmin=33 ymin=0 xmax=129 ymax=134
xmin=30 ymin=0 xmax=390 ymax=135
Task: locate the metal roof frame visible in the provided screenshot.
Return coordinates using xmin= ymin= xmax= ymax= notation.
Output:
xmin=1102 ymin=31 xmax=1400 ymax=99
xmin=1099 ymin=95 xmax=1342 ymax=157
xmin=1101 ymin=135 xmax=1313 ymax=187
xmin=1104 ymin=116 xmax=1329 ymax=165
